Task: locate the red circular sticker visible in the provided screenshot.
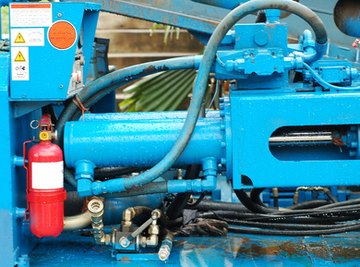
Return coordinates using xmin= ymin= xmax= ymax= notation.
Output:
xmin=48 ymin=21 xmax=77 ymax=50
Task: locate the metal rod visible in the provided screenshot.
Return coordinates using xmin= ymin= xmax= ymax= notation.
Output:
xmin=269 ymin=131 xmax=334 ymax=145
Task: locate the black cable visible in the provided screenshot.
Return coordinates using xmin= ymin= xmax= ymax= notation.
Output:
xmin=288 ymin=199 xmax=329 ymax=210
xmin=198 ymin=208 xmax=360 ymax=222
xmin=234 ymin=189 xmax=276 ymax=214
xmin=228 ymin=222 xmax=360 ymax=236
xmin=187 ymin=200 xmax=247 ymax=212
xmin=94 ymin=167 xmax=145 ymax=180
xmin=200 ymin=211 xmax=360 ymax=224
xmin=255 ymin=10 xmax=267 ymax=23
xmin=323 ymin=188 xmax=337 ymax=203
xmin=250 ymin=188 xmax=266 ymax=207
xmin=315 ymin=198 xmax=360 ymax=210
xmin=235 ymin=189 xmax=360 ymax=216
xmin=224 ymin=219 xmax=354 ymax=231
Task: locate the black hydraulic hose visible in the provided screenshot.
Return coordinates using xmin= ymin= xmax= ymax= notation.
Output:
xmin=315 ymin=198 xmax=360 ymax=210
xmin=235 ymin=189 xmax=355 ymax=216
xmin=255 ymin=10 xmax=266 ymax=23
xmin=288 ymin=200 xmax=329 ymax=210
xmin=103 ymin=181 xmax=168 ymax=198
xmin=199 ymin=208 xmax=360 ymax=221
xmin=94 ymin=167 xmax=145 ymax=180
xmin=187 ymin=200 xmax=248 ymax=213
xmin=250 ymin=188 xmax=266 ymax=207
xmin=228 ymin=222 xmax=360 ymax=236
xmin=200 ymin=211 xmax=360 ymax=224
xmin=225 ymin=219 xmax=355 ymax=231
xmin=244 ymin=216 xmax=360 ymax=224
xmin=234 ymin=189 xmax=276 ymax=214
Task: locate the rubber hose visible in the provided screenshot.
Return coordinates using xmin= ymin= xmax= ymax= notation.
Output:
xmin=228 ymin=222 xmax=360 ymax=236
xmin=288 ymin=200 xmax=329 ymax=210
xmin=187 ymin=200 xmax=248 ymax=213
xmin=250 ymin=188 xmax=266 ymax=207
xmin=234 ymin=189 xmax=276 ymax=213
xmin=225 ymin=219 xmax=355 ymax=230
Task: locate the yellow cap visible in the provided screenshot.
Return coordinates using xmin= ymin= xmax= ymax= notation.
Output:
xmin=39 ymin=131 xmax=50 ymax=141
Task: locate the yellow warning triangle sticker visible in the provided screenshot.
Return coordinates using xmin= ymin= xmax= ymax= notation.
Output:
xmin=15 ymin=33 xmax=26 ymax=44
xmin=15 ymin=51 xmax=26 ymax=62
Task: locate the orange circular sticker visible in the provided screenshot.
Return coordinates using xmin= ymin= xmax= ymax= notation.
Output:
xmin=48 ymin=21 xmax=77 ymax=50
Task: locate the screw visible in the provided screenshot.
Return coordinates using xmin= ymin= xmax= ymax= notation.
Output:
xmin=57 ymin=13 xmax=62 ymax=18
xmin=59 ymin=84 xmax=64 ymax=89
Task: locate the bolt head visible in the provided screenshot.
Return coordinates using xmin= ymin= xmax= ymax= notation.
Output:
xmin=119 ymin=237 xmax=130 ymax=248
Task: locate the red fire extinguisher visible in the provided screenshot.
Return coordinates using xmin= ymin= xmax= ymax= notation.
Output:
xmin=26 ymin=114 xmax=66 ymax=238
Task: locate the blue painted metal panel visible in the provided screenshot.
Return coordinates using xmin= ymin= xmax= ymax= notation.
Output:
xmin=230 ymin=90 xmax=360 ymax=189
xmin=65 ymin=0 xmax=360 ymax=64
xmin=62 ymin=0 xmax=232 ymax=34
xmin=9 ymin=2 xmax=100 ymax=101
xmin=0 ymin=52 xmax=17 ymax=267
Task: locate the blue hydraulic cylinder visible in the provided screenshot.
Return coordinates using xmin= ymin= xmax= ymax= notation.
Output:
xmin=64 ymin=111 xmax=225 ymax=168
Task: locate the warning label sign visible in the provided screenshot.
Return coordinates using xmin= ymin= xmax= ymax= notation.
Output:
xmin=15 ymin=51 xmax=26 ymax=62
xmin=11 ymin=47 xmax=29 ymax=81
xmin=10 ymin=3 xmax=52 ymax=27
xmin=48 ymin=21 xmax=77 ymax=50
xmin=15 ymin=33 xmax=25 ymax=44
xmin=11 ymin=28 xmax=45 ymax=47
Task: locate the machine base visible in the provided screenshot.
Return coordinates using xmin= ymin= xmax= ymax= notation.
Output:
xmin=29 ymin=231 xmax=360 ymax=266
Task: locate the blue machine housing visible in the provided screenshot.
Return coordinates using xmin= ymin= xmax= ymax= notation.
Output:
xmin=9 ymin=2 xmax=100 ymax=101
xmin=2 ymin=0 xmax=360 ymax=266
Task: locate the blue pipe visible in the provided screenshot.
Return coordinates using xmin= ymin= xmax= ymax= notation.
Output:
xmin=75 ymin=157 xmax=217 ymax=196
xmin=65 ymin=112 xmax=224 ymax=164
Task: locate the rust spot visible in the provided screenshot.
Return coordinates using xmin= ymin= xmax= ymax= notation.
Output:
xmin=306 ymin=243 xmax=329 ymax=259
xmin=331 ymin=246 xmax=360 ymax=261
xmin=120 ymin=256 xmax=131 ymax=262
xmin=229 ymin=241 xmax=306 ymax=257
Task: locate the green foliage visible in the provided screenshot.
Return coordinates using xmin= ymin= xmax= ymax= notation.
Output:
xmin=150 ymin=23 xmax=181 ymax=45
xmin=120 ymin=70 xmax=197 ymax=112
xmin=1 ymin=6 xmax=9 ymax=34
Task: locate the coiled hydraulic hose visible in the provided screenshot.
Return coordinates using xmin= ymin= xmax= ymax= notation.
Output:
xmin=59 ymin=0 xmax=327 ymax=193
